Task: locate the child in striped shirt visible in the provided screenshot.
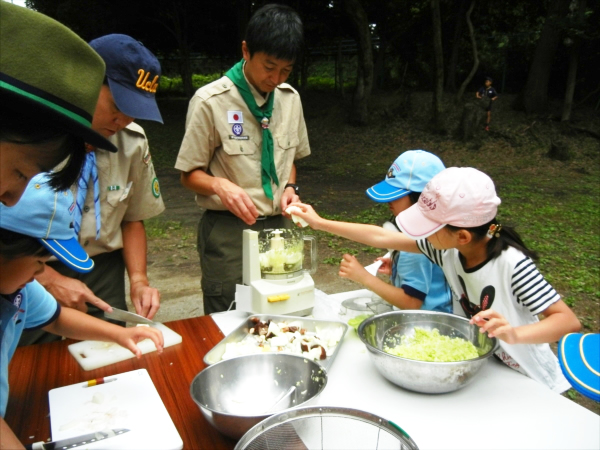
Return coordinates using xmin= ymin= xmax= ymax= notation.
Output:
xmin=290 ymin=167 xmax=581 ymax=392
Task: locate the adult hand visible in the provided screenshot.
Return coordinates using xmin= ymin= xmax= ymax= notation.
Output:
xmin=130 ymin=281 xmax=160 ymax=320
xmin=116 ymin=324 xmax=164 ymax=357
xmin=213 ymin=178 xmax=259 ymax=225
xmin=470 ymin=309 xmax=518 ymax=344
xmin=281 ymin=186 xmax=300 ymax=218
xmin=339 ymin=254 xmax=370 ymax=285
xmin=36 ymin=265 xmax=112 ymax=313
xmin=376 ymin=256 xmax=393 ymax=276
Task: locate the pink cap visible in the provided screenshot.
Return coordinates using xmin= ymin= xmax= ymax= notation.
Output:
xmin=396 ymin=167 xmax=501 ymax=239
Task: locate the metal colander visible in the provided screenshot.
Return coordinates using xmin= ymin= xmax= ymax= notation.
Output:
xmin=235 ymin=406 xmax=419 ymax=450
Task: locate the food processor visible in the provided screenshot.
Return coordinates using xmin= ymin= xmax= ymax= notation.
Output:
xmin=236 ymin=228 xmax=317 ymax=316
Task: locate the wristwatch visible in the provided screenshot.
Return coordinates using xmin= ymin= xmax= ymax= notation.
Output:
xmin=284 ymin=183 xmax=300 ymax=196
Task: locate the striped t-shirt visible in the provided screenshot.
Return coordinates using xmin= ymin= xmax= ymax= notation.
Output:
xmin=416 ymin=239 xmax=570 ymax=393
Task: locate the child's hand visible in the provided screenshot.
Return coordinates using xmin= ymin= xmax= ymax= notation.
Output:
xmin=376 ymin=257 xmax=392 ymax=276
xmin=287 ymin=202 xmax=322 ymax=229
xmin=116 ymin=325 xmax=164 ymax=357
xmin=339 ymin=254 xmax=370 ymax=285
xmin=470 ymin=309 xmax=518 ymax=344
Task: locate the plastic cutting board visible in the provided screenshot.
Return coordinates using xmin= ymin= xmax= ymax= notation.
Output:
xmin=68 ymin=323 xmax=182 ymax=371
xmin=49 ymin=369 xmax=183 ymax=450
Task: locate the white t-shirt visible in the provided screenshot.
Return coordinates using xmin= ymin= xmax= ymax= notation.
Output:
xmin=417 ymin=240 xmax=571 ymax=393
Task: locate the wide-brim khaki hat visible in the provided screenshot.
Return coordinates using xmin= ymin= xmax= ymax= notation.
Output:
xmin=0 ymin=3 xmax=117 ymax=152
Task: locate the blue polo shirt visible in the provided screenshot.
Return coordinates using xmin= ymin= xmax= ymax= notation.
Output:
xmin=392 ymin=251 xmax=452 ymax=313
xmin=1 ymin=280 xmax=60 ymax=417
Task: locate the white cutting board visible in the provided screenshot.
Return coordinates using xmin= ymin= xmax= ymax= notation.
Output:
xmin=68 ymin=323 xmax=182 ymax=371
xmin=49 ymin=369 xmax=183 ymax=450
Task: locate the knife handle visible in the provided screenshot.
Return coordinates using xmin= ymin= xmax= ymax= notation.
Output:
xmin=25 ymin=442 xmax=52 ymax=450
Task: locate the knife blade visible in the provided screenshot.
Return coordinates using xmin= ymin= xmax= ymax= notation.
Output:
xmin=26 ymin=428 xmax=130 ymax=450
xmin=104 ymin=307 xmax=155 ymax=325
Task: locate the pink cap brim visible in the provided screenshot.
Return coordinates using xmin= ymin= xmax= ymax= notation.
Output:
xmin=395 ymin=203 xmax=446 ymax=239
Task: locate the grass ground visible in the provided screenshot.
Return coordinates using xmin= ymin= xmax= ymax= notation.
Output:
xmin=140 ymin=88 xmax=599 ymax=413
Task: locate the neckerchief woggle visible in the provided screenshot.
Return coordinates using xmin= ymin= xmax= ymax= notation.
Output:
xmin=225 ymin=59 xmax=278 ymax=200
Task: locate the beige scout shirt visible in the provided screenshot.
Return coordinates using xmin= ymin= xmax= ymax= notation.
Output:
xmin=77 ymin=122 xmax=165 ymax=257
xmin=175 ymin=74 xmax=310 ymax=216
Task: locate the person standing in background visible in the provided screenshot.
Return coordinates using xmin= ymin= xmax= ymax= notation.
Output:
xmin=175 ymin=4 xmax=311 ymax=314
xmin=476 ymin=76 xmax=498 ymax=131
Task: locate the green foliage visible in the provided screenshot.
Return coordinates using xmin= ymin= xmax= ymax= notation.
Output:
xmin=158 ymin=73 xmax=221 ymax=95
xmin=566 ymin=389 xmax=579 ymax=400
xmin=323 ymin=256 xmax=343 ymax=265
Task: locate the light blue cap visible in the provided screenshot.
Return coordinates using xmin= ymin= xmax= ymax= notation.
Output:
xmin=0 ymin=173 xmax=94 ymax=273
xmin=366 ymin=150 xmax=445 ymax=203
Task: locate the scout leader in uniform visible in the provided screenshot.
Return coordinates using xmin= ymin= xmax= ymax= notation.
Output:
xmin=20 ymin=34 xmax=166 ymax=346
xmin=175 ymin=4 xmax=311 ymax=314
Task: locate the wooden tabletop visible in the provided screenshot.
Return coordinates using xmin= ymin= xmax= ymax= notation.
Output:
xmin=6 ymin=315 xmax=238 ymax=449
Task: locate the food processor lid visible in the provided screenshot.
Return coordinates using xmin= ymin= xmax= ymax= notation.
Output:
xmin=341 ymin=298 xmax=372 ymax=312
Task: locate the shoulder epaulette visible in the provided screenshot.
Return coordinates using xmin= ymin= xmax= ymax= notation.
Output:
xmin=124 ymin=122 xmax=146 ymax=137
xmin=276 ymin=82 xmax=299 ymax=95
xmin=198 ymin=77 xmax=232 ymax=101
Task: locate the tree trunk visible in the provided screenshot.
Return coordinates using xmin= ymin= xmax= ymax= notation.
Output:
xmin=431 ymin=0 xmax=444 ymax=129
xmin=336 ymin=37 xmax=345 ymax=98
xmin=456 ymin=0 xmax=479 ymax=103
xmin=458 ymin=101 xmax=483 ymax=140
xmin=300 ymin=50 xmax=309 ymax=91
xmin=343 ymin=0 xmax=374 ymax=125
xmin=179 ymin=46 xmax=194 ymax=99
xmin=149 ymin=4 xmax=194 ymax=98
xmin=561 ymin=0 xmax=586 ymax=122
xmin=236 ymin=0 xmax=252 ymax=57
xmin=374 ymin=36 xmax=387 ymax=89
xmin=521 ymin=0 xmax=570 ymax=114
xmin=445 ymin=0 xmax=469 ymax=92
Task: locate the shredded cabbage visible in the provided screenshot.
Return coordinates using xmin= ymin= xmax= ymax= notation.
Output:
xmin=384 ymin=327 xmax=479 ymax=362
xmin=348 ymin=314 xmax=373 ymax=331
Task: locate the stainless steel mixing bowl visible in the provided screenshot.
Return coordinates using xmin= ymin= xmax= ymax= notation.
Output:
xmin=358 ymin=310 xmax=499 ymax=394
xmin=190 ymin=353 xmax=327 ymax=439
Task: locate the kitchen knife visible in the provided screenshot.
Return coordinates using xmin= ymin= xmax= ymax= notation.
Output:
xmin=104 ymin=307 xmax=156 ymax=325
xmin=26 ymin=428 xmax=130 ymax=450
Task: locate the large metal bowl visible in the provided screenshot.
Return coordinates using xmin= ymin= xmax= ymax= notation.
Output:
xmin=358 ymin=310 xmax=498 ymax=394
xmin=190 ymin=353 xmax=327 ymax=439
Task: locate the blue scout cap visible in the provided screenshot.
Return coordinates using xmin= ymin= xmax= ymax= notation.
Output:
xmin=89 ymin=34 xmax=163 ymax=123
xmin=366 ymin=150 xmax=445 ymax=203
xmin=558 ymin=333 xmax=600 ymax=402
xmin=0 ymin=173 xmax=94 ymax=273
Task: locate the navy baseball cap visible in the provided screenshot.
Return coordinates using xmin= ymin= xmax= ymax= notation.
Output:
xmin=366 ymin=150 xmax=445 ymax=203
xmin=89 ymin=34 xmax=163 ymax=123
xmin=0 ymin=173 xmax=94 ymax=273
xmin=558 ymin=333 xmax=600 ymax=402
